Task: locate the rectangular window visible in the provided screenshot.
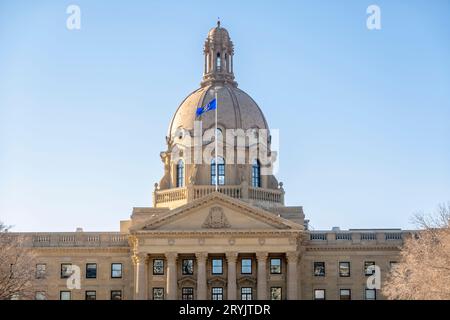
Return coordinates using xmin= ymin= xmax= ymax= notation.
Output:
xmin=153 ymin=288 xmax=164 ymax=300
xmin=241 ymin=259 xmax=252 ymax=274
xmin=153 ymin=259 xmax=164 ymax=275
xmin=182 ymin=287 xmax=194 ymax=300
xmin=270 ymin=258 xmax=282 ymax=274
xmin=35 ymin=264 xmax=46 ymax=279
xmin=111 ymin=263 xmax=122 ymax=278
xmin=340 ymin=289 xmax=351 ymax=300
xmin=339 ymin=262 xmax=351 ymax=277
xmin=182 ymin=259 xmax=194 ymax=275
xmin=35 ymin=291 xmax=46 ymax=300
xmin=270 ymin=287 xmax=282 ymax=300
xmin=86 ymin=263 xmax=97 ymax=279
xmin=365 ymin=289 xmax=376 ymax=300
xmin=364 ymin=261 xmax=376 ymax=276
xmin=212 ymin=259 xmax=223 ymax=275
xmin=60 ymin=291 xmax=71 ymax=300
xmin=241 ymin=287 xmax=252 ymax=300
xmin=313 ymin=262 xmax=325 ymax=276
xmin=85 ymin=291 xmax=96 ymax=300
xmin=314 ymin=289 xmax=325 ymax=300
xmin=111 ymin=290 xmax=122 ymax=300
xmin=60 ymin=263 xmax=72 ymax=279
xmin=212 ymin=287 xmax=223 ymax=300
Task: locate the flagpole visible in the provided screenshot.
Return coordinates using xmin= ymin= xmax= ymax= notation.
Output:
xmin=215 ymin=91 xmax=218 ymax=192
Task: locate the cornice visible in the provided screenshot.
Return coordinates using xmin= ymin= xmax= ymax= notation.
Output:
xmin=305 ymin=245 xmax=402 ymax=252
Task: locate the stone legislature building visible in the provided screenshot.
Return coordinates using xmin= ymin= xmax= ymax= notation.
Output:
xmin=20 ymin=23 xmax=408 ymax=301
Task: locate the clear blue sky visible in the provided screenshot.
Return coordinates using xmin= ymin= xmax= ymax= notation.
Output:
xmin=1 ymin=0 xmax=449 ymax=232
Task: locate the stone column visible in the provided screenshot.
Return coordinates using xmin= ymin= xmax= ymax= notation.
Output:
xmin=133 ymin=253 xmax=148 ymax=300
xmin=196 ymin=252 xmax=208 ymax=300
xmin=226 ymin=252 xmax=238 ymax=300
xmin=286 ymin=251 xmax=299 ymax=300
xmin=166 ymin=252 xmax=178 ymax=300
xmin=256 ymin=252 xmax=268 ymax=300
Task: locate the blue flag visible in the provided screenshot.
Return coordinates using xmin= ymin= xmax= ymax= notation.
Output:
xmin=196 ymin=98 xmax=217 ymax=117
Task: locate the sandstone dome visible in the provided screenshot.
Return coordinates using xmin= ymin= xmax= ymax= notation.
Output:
xmin=167 ymin=22 xmax=269 ymax=139
xmin=167 ymin=84 xmax=269 ymax=139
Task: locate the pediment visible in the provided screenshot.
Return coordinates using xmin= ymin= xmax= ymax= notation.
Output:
xmin=131 ymin=192 xmax=301 ymax=232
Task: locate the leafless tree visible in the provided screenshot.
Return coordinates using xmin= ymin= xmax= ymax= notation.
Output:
xmin=0 ymin=222 xmax=36 ymax=300
xmin=382 ymin=203 xmax=450 ymax=300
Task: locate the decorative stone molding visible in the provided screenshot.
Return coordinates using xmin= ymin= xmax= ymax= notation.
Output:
xmin=202 ymin=206 xmax=231 ymax=229
xmin=286 ymin=251 xmax=299 ymax=263
xmin=165 ymin=252 xmax=178 ymax=263
xmin=228 ymin=238 xmax=236 ymax=245
xmin=258 ymin=238 xmax=266 ymax=246
xmin=132 ymin=252 xmax=149 ymax=265
xmin=207 ymin=277 xmax=227 ymax=286
xmin=195 ymin=252 xmax=208 ymax=263
xmin=255 ymin=251 xmax=269 ymax=261
xmin=237 ymin=276 xmax=256 ymax=285
xmin=225 ymin=251 xmax=239 ymax=263
xmin=178 ymin=276 xmax=197 ymax=289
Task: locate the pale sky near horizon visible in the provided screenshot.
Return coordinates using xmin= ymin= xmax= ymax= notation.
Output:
xmin=1 ymin=0 xmax=449 ymax=232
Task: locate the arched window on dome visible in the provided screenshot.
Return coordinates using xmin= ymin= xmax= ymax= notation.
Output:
xmin=252 ymin=159 xmax=261 ymax=188
xmin=216 ymin=52 xmax=221 ymax=71
xmin=176 ymin=160 xmax=184 ymax=188
xmin=211 ymin=157 xmax=225 ymax=186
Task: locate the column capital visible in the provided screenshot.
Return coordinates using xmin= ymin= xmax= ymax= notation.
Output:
xmin=165 ymin=252 xmax=178 ymax=263
xmin=195 ymin=252 xmax=208 ymax=263
xmin=132 ymin=252 xmax=149 ymax=265
xmin=286 ymin=251 xmax=300 ymax=263
xmin=225 ymin=251 xmax=239 ymax=263
xmin=255 ymin=251 xmax=269 ymax=261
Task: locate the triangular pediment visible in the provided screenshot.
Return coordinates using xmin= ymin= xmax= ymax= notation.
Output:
xmin=131 ymin=192 xmax=301 ymax=232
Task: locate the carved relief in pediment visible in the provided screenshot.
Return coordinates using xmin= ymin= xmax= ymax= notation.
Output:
xmin=202 ymin=206 xmax=231 ymax=229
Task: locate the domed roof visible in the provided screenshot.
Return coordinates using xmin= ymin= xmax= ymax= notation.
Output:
xmin=168 ymin=84 xmax=268 ymax=139
xmin=207 ymin=25 xmax=230 ymax=41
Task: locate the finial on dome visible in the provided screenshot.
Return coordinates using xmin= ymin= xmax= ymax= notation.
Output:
xmin=217 ymin=18 xmax=220 ymax=28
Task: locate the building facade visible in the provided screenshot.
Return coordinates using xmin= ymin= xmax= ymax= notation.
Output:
xmin=18 ymin=23 xmax=409 ymax=300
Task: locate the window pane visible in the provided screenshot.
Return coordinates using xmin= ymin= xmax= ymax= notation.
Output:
xmin=177 ymin=160 xmax=184 ymax=187
xmin=365 ymin=289 xmax=376 ymax=300
xmin=111 ymin=263 xmax=122 ymax=278
xmin=241 ymin=259 xmax=252 ymax=274
xmin=35 ymin=291 xmax=46 ymax=300
xmin=211 ymin=158 xmax=225 ymax=185
xmin=61 ymin=264 xmax=72 ymax=279
xmin=86 ymin=263 xmax=97 ymax=278
xmin=85 ymin=291 xmax=96 ymax=300
xmin=270 ymin=259 xmax=281 ymax=274
xmin=182 ymin=259 xmax=194 ymax=275
xmin=36 ymin=264 xmax=46 ymax=279
xmin=270 ymin=287 xmax=282 ymax=300
xmin=153 ymin=259 xmax=164 ymax=275
xmin=212 ymin=287 xmax=223 ymax=300
xmin=212 ymin=259 xmax=223 ymax=274
xmin=340 ymin=289 xmax=351 ymax=300
xmin=314 ymin=262 xmax=325 ymax=276
xmin=364 ymin=261 xmax=376 ymax=275
xmin=111 ymin=290 xmax=122 ymax=300
xmin=60 ymin=291 xmax=71 ymax=300
xmin=252 ymin=160 xmax=261 ymax=187
xmin=153 ymin=288 xmax=164 ymax=300
xmin=314 ymin=289 xmax=325 ymax=300
xmin=339 ymin=262 xmax=350 ymax=277
xmin=241 ymin=287 xmax=252 ymax=300
xmin=182 ymin=287 xmax=194 ymax=300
